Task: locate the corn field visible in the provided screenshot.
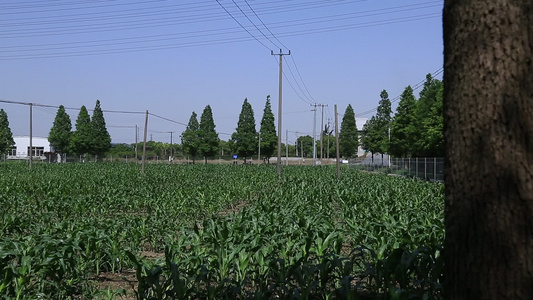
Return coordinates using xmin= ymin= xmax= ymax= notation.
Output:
xmin=0 ymin=163 xmax=444 ymax=299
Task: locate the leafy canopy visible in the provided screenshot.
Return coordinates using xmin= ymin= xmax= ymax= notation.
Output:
xmin=231 ymin=98 xmax=257 ymax=160
xmin=259 ymin=95 xmax=277 ymax=161
xmin=48 ymin=105 xmax=72 ymax=155
xmin=181 ymin=112 xmax=200 ymax=161
xmin=0 ymin=109 xmax=15 ymax=156
xmin=198 ymin=105 xmax=219 ymax=162
xmin=339 ymin=104 xmax=358 ymax=158
xmin=70 ymin=105 xmax=92 ymax=156
xmin=90 ymin=100 xmax=111 ymax=158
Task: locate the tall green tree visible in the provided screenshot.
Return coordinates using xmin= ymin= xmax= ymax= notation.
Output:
xmin=414 ymin=75 xmax=443 ymax=156
xmin=90 ymin=100 xmax=111 ymax=160
xmin=181 ymin=112 xmax=200 ymax=163
xmin=338 ymin=104 xmax=358 ymax=158
xmin=421 ymin=85 xmax=444 ymax=157
xmin=198 ymin=105 xmax=219 ymax=164
xmin=0 ymin=109 xmax=15 ymax=157
xmin=231 ymin=99 xmax=257 ymax=163
xmin=259 ymin=95 xmax=277 ymax=163
xmin=389 ymin=86 xmax=417 ymax=157
xmin=48 ymin=105 xmax=72 ymax=162
xmin=70 ymin=105 xmax=93 ymax=158
xmin=296 ymin=135 xmax=314 ymax=158
xmin=360 ymin=116 xmax=380 ymax=162
xmin=375 ymin=90 xmax=392 ymax=162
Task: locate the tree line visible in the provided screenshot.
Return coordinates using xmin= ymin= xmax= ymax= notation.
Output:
xmin=0 ymin=101 xmax=111 ymax=161
xmin=360 ymin=74 xmax=444 ymax=159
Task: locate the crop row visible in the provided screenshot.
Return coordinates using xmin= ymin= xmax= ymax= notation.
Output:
xmin=0 ymin=163 xmax=444 ymax=299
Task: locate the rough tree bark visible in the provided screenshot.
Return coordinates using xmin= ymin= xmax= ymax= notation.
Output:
xmin=443 ymin=1 xmax=533 ymax=299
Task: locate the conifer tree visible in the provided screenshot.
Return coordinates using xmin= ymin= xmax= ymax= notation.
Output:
xmin=414 ymin=74 xmax=443 ymax=156
xmin=90 ymin=100 xmax=111 ymax=161
xmin=0 ymin=109 xmax=15 ymax=157
xmin=375 ymin=90 xmax=392 ymax=161
xmin=389 ymin=86 xmax=418 ymax=157
xmin=231 ymin=99 xmax=257 ymax=163
xmin=198 ymin=105 xmax=219 ymax=164
xmin=422 ymin=85 xmax=444 ymax=157
xmin=360 ymin=116 xmax=380 ymax=163
xmin=70 ymin=106 xmax=93 ymax=158
xmin=259 ymin=95 xmax=277 ymax=163
xmin=48 ymin=105 xmax=72 ymax=162
xmin=181 ymin=112 xmax=200 ymax=163
xmin=339 ymin=104 xmax=358 ymax=158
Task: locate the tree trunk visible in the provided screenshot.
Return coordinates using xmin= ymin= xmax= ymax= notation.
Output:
xmin=443 ymin=1 xmax=533 ymax=299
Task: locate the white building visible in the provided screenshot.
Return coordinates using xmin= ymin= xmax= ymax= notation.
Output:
xmin=7 ymin=136 xmax=52 ymax=160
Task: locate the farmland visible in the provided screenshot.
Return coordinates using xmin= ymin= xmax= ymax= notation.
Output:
xmin=0 ymin=163 xmax=444 ymax=299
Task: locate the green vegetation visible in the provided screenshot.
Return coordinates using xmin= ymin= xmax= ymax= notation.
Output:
xmin=0 ymin=163 xmax=443 ymax=299
xmin=231 ymin=99 xmax=257 ymax=163
xmin=90 ymin=100 xmax=111 ymax=160
xmin=70 ymin=105 xmax=93 ymax=157
xmin=48 ymin=105 xmax=72 ymax=161
xmin=363 ymin=74 xmax=444 ymax=158
xmin=181 ymin=112 xmax=200 ymax=163
xmin=259 ymin=96 xmax=277 ymax=163
xmin=198 ymin=105 xmax=219 ymax=164
xmin=0 ymin=109 xmax=15 ymax=157
xmin=339 ymin=104 xmax=359 ymax=158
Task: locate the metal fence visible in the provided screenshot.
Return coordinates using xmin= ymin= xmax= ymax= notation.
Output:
xmin=350 ymin=157 xmax=444 ymax=182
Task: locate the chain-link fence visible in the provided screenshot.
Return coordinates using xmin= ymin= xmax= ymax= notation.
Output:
xmin=350 ymin=157 xmax=444 ymax=182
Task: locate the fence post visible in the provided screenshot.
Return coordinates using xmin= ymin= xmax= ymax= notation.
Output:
xmin=434 ymin=157 xmax=437 ymax=181
xmin=424 ymin=157 xmax=427 ymax=179
xmin=416 ymin=157 xmax=418 ymax=178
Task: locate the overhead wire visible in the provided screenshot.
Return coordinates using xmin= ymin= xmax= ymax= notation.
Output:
xmin=216 ymin=0 xmax=277 ymax=51
xmin=355 ymin=67 xmax=443 ymax=118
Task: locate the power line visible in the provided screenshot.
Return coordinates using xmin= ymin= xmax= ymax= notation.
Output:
xmin=242 ymin=0 xmax=289 ymax=51
xmin=216 ymin=0 xmax=272 ymax=51
xmin=355 ymin=67 xmax=443 ymax=117
xmin=229 ymin=0 xmax=280 ymax=50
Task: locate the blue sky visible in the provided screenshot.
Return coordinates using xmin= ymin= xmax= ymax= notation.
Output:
xmin=1 ymin=0 xmax=443 ymax=145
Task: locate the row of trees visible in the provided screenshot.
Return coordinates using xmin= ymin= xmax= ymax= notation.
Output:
xmin=360 ymin=74 xmax=444 ymax=159
xmin=180 ymin=96 xmax=362 ymax=163
xmin=48 ymin=100 xmax=111 ymax=161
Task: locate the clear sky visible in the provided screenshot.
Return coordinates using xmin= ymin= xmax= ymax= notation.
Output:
xmin=1 ymin=0 xmax=443 ymax=145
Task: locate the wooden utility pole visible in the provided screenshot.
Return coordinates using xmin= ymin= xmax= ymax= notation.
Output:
xmin=272 ymin=49 xmax=290 ymax=176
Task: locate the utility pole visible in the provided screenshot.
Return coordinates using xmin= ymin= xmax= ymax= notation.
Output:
xmin=271 ymin=49 xmax=291 ymax=176
xmin=141 ymin=110 xmax=148 ymax=174
xmin=29 ymin=103 xmax=33 ymax=171
xmin=319 ymin=104 xmax=328 ymax=165
xmin=135 ymin=125 xmax=138 ymax=161
xmin=335 ymin=105 xmax=341 ymax=179
xmin=326 ymin=118 xmax=330 ymax=159
xmin=285 ymin=129 xmax=288 ymax=166
xmin=311 ymin=104 xmax=318 ymax=166
xmin=168 ymin=131 xmax=175 ymax=163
